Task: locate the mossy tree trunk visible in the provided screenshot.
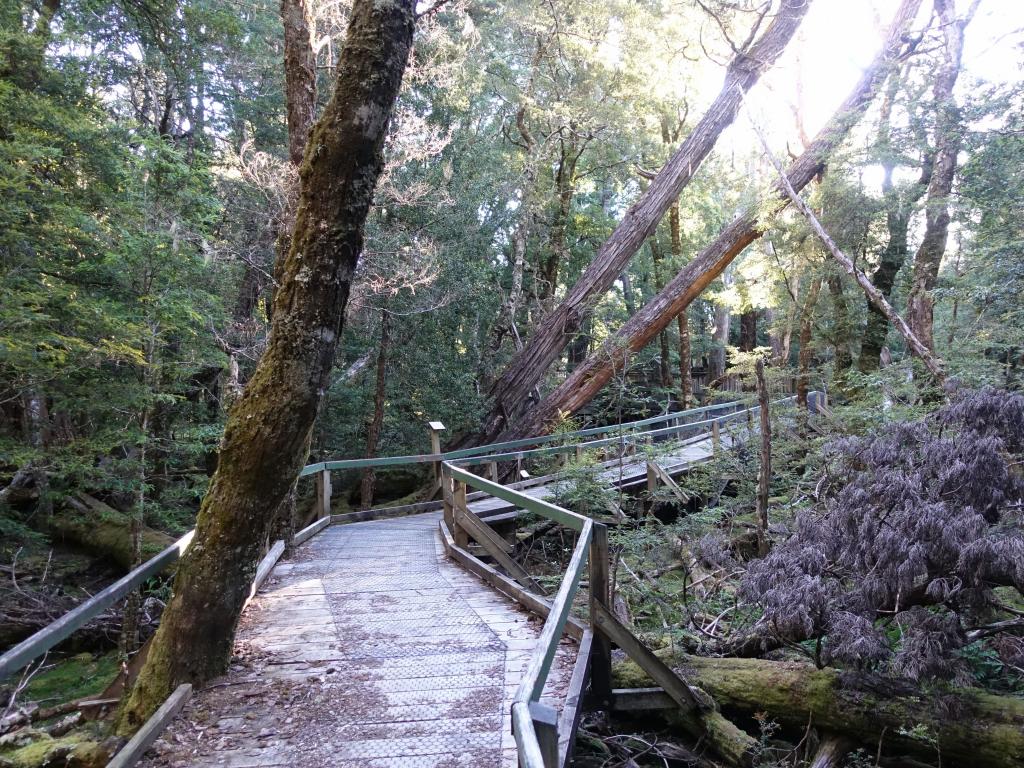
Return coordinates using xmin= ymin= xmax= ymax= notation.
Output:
xmin=676 ymin=656 xmax=1024 ymax=768
xmin=118 ymin=0 xmax=416 ymax=730
xmin=614 ymin=656 xmax=1024 ymax=768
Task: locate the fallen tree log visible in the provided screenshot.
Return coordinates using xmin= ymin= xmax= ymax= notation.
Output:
xmin=51 ymin=494 xmax=174 ymax=572
xmin=614 ymin=655 xmax=1024 ymax=768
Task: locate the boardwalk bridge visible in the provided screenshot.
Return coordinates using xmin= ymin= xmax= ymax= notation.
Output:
xmin=0 ymin=394 xmax=817 ymax=767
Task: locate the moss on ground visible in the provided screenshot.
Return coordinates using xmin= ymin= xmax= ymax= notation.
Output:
xmin=24 ymin=651 xmax=119 ymax=706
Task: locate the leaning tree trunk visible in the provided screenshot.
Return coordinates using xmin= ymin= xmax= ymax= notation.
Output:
xmin=467 ymin=0 xmax=811 ymax=445
xmin=906 ymin=0 xmax=970 ymax=352
xmin=493 ymin=0 xmax=922 ymax=439
xmin=118 ymin=0 xmax=415 ymax=730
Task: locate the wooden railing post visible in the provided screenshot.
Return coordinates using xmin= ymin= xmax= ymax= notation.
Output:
xmin=588 ymin=523 xmax=612 ymax=710
xmin=453 ymin=479 xmax=469 ymax=548
xmin=530 ymin=702 xmax=560 ymax=768
xmin=315 ymin=469 xmax=332 ymax=519
xmin=442 ymin=471 xmax=455 ymax=535
xmin=712 ymin=419 xmax=721 ymax=454
xmin=488 ymin=461 xmax=499 ymax=482
xmin=428 ymin=420 xmax=446 ymax=491
xmin=643 ymin=460 xmax=659 ymax=495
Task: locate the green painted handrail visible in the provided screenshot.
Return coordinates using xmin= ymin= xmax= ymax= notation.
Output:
xmin=0 ymin=531 xmax=195 ymax=681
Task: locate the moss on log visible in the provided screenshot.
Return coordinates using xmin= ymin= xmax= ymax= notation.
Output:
xmin=614 ymin=655 xmax=1024 ymax=767
xmin=52 ymin=494 xmax=174 ymax=571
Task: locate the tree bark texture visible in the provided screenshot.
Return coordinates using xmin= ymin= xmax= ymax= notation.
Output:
xmin=668 ymin=198 xmax=693 ymax=407
xmin=538 ymin=128 xmax=580 ymax=305
xmin=905 ymin=0 xmax=968 ymax=351
xmin=471 ymin=0 xmax=811 ymax=445
xmin=739 ymin=308 xmax=758 ymax=352
xmin=826 ymin=274 xmax=852 ymax=372
xmin=118 ymin=0 xmax=415 ymax=729
xmin=280 ymin=0 xmax=317 ymax=167
xmin=493 ymin=0 xmax=922 ymax=438
xmin=709 ymin=302 xmax=732 ymax=383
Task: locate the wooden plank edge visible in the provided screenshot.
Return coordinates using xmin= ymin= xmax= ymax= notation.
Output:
xmin=292 ymin=516 xmax=330 ymax=546
xmin=558 ymin=629 xmax=593 ymax=768
xmin=591 ymin=601 xmax=700 ymax=713
xmin=438 ymin=521 xmax=585 ymax=641
xmin=243 ymin=539 xmax=285 ymax=610
xmin=106 ymin=683 xmax=192 ymax=768
xmin=610 ymin=687 xmax=676 ymax=712
xmin=455 ymin=500 xmax=545 ymax=595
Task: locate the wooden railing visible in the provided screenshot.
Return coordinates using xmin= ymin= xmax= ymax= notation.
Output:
xmin=439 ymin=457 xmax=737 ymax=768
xmin=441 ymin=462 xmax=607 ymax=768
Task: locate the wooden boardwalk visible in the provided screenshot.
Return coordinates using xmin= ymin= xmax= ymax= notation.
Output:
xmin=141 ymin=513 xmax=576 ymax=767
xmin=468 ymin=428 xmax=734 ymax=520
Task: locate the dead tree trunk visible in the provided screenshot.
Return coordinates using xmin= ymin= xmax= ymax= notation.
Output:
xmin=360 ymin=310 xmax=391 ymax=509
xmin=118 ymin=0 xmax=415 ymax=730
xmin=757 ymin=126 xmax=946 ymax=382
xmin=906 ymin=0 xmax=972 ymax=351
xmin=490 ymin=0 xmax=922 ymax=438
xmin=468 ymin=0 xmax=811 ymax=445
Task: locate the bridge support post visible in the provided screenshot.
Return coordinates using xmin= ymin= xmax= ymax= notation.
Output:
xmin=442 ymin=473 xmax=454 ymax=534
xmin=428 ymin=420 xmax=446 ymax=491
xmin=488 ymin=461 xmax=499 ymax=482
xmin=315 ymin=470 xmax=332 ymax=519
xmin=712 ymin=419 xmax=721 ymax=454
xmin=529 ymin=701 xmax=559 ymax=768
xmin=453 ymin=479 xmax=469 ymax=549
xmin=589 ymin=523 xmax=613 ymax=711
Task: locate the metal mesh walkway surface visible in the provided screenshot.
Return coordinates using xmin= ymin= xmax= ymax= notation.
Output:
xmin=140 ymin=513 xmax=577 ymax=767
